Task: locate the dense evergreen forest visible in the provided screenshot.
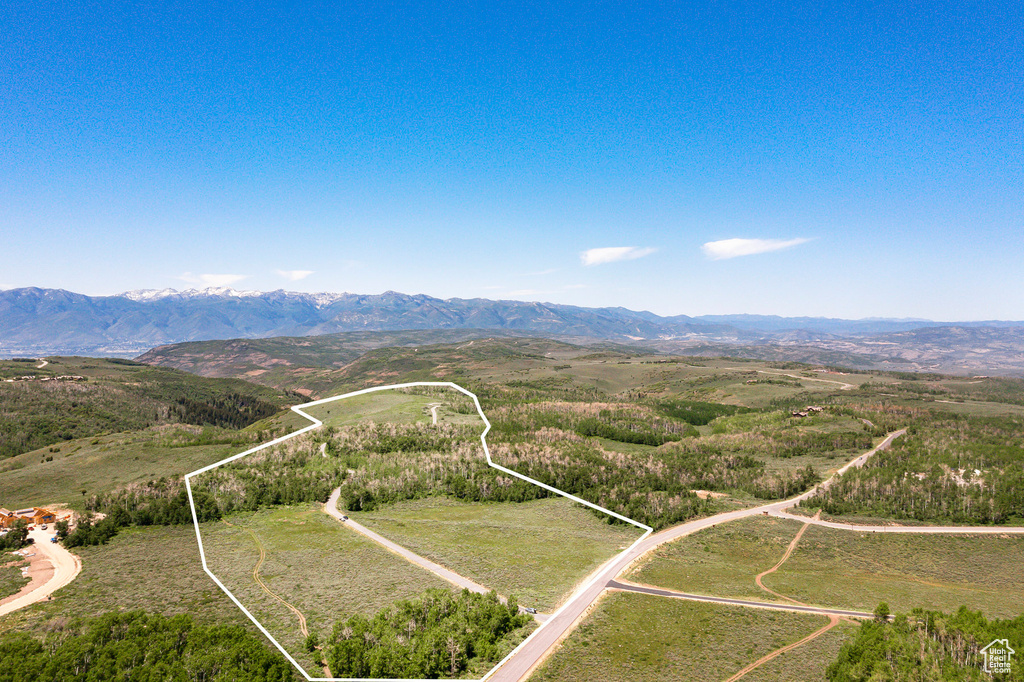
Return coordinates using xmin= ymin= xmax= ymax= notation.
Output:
xmin=0 ymin=611 xmax=295 ymax=682
xmin=326 ymin=588 xmax=531 ymax=678
xmin=805 ymin=414 xmax=1024 ymax=524
xmin=828 ymin=607 xmax=1024 ymax=681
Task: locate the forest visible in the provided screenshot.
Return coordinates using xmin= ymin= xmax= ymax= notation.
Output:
xmin=0 ymin=611 xmax=295 ymax=682
xmin=828 ymin=606 xmax=1024 ymax=681
xmin=325 ymin=588 xmax=531 ymax=678
xmin=805 ymin=414 xmax=1024 ymax=524
xmin=67 ymin=482 xmax=222 ymax=546
xmin=107 ymin=391 xmax=876 ymax=531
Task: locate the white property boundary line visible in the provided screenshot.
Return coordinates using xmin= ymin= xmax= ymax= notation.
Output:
xmin=185 ymin=381 xmax=653 ymax=682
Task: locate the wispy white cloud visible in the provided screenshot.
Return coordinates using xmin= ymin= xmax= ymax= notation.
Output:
xmin=275 ymin=269 xmax=314 ymax=281
xmin=178 ymin=272 xmax=248 ymax=287
xmin=701 ymin=238 xmax=810 ymax=260
xmin=580 ymin=246 xmax=657 ymax=266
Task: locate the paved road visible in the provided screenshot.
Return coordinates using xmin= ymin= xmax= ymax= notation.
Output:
xmin=0 ymin=528 xmax=82 ymax=617
xmin=484 ymin=431 xmax=907 ymax=681
xmin=486 ymin=427 xmax=1024 ymax=681
xmin=768 ymin=509 xmax=1024 ymax=534
xmin=323 ymin=488 xmax=491 ymax=596
xmin=606 ymin=580 xmax=873 ymax=620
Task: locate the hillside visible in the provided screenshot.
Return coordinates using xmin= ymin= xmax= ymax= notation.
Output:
xmin=0 ymin=357 xmax=299 ymax=459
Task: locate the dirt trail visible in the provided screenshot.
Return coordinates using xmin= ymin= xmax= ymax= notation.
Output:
xmin=723 ymin=615 xmax=841 ymax=682
xmin=221 ymin=520 xmax=331 ymax=676
xmin=754 ymin=515 xmax=815 ymax=605
xmin=731 ymin=511 xmax=852 ymax=681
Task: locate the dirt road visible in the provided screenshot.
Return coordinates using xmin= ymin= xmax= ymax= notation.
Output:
xmin=323 ymin=488 xmax=491 ymax=596
xmin=724 ymin=367 xmax=855 ymax=390
xmin=606 ymin=580 xmax=873 ymax=620
xmin=0 ymin=528 xmax=82 ymax=617
xmin=484 ymin=431 xmax=907 ymax=681
xmin=767 ymin=510 xmax=1024 ymax=534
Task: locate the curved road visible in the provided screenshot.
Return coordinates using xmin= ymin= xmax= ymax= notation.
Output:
xmin=485 ymin=429 xmax=908 ymax=681
xmin=488 ymin=428 xmax=1024 ymax=680
xmin=0 ymin=528 xmax=82 ymax=618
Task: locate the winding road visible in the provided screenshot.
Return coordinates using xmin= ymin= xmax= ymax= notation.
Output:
xmin=485 ymin=428 xmax=1024 ymax=681
xmin=0 ymin=528 xmax=82 ymax=618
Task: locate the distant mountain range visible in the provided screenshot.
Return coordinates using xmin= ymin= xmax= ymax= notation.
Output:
xmin=1 ymin=287 xmax=1022 ymax=374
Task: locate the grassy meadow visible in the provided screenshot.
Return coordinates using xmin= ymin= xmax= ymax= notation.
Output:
xmin=301 ymin=386 xmax=484 ymax=429
xmin=0 ymin=558 xmax=30 ymax=601
xmin=201 ymin=504 xmax=455 ymax=674
xmin=350 ymin=496 xmax=643 ymax=612
xmin=0 ymin=525 xmax=251 ymax=639
xmin=532 ymin=591 xmax=849 ymax=682
xmin=631 ymin=516 xmax=1024 ymax=619
xmin=630 ymin=516 xmax=802 ymax=602
xmin=0 ymin=427 xmax=253 ymax=510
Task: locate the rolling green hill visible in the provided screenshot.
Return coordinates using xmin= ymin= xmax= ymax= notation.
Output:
xmin=0 ymin=357 xmax=300 ymax=459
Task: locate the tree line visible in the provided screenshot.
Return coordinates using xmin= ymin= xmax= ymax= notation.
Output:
xmin=804 ymin=415 xmax=1024 ymax=524
xmin=0 ymin=611 xmax=295 ymax=682
xmin=325 ymin=588 xmax=531 ymax=678
xmin=828 ymin=605 xmax=1024 ymax=681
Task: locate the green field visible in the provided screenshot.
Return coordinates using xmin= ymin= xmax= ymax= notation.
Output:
xmin=631 ymin=516 xmax=1024 ymax=618
xmin=533 ymin=591 xmax=847 ymax=682
xmin=201 ymin=504 xmax=456 ymax=674
xmin=766 ymin=525 xmax=1024 ymax=619
xmin=301 ymin=387 xmax=484 ymax=430
xmin=351 ymin=496 xmax=643 ymax=612
xmin=0 ymin=558 xmax=30 ymax=601
xmin=0 ymin=525 xmax=250 ymax=638
xmin=630 ymin=516 xmax=801 ymax=602
xmin=0 ymin=428 xmax=248 ymax=509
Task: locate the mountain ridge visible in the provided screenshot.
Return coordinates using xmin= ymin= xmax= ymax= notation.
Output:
xmin=1 ymin=287 xmax=1021 ymax=360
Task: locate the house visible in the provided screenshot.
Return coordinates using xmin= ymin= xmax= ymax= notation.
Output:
xmin=13 ymin=507 xmax=55 ymax=525
xmin=981 ymin=638 xmax=1014 ymax=674
xmin=0 ymin=508 xmax=15 ymax=529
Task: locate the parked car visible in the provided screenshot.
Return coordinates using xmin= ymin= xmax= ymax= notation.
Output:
xmin=41 ymin=524 xmax=47 ymax=530
xmin=524 ymin=607 xmax=537 ymax=614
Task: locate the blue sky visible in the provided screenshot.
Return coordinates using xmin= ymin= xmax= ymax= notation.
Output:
xmin=2 ymin=1 xmax=1021 ymax=319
